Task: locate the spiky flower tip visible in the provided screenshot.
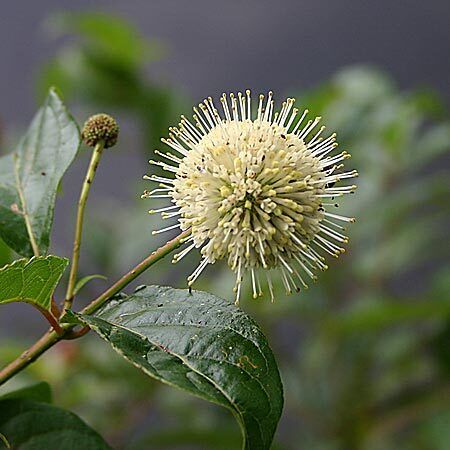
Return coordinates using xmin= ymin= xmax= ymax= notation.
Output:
xmin=82 ymin=113 xmax=119 ymax=148
xmin=143 ymin=91 xmax=357 ymax=303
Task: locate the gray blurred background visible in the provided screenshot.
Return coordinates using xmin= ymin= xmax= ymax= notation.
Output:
xmin=1 ymin=0 xmax=449 ymax=127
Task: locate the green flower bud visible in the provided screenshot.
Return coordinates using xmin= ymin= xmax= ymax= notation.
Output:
xmin=82 ymin=113 xmax=119 ymax=148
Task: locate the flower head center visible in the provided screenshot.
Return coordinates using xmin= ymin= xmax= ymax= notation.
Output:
xmin=172 ymin=120 xmax=327 ymax=272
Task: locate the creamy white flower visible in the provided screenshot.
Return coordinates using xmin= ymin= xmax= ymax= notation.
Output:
xmin=143 ymin=91 xmax=357 ymax=303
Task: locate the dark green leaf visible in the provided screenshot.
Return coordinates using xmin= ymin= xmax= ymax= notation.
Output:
xmin=0 ymin=382 xmax=52 ymax=403
xmin=0 ymin=88 xmax=80 ymax=257
xmin=0 ymin=399 xmax=111 ymax=449
xmin=0 ymin=256 xmax=68 ymax=311
xmin=74 ymin=286 xmax=284 ymax=450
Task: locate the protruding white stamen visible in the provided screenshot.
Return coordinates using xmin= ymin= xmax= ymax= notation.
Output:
xmin=143 ymin=91 xmax=356 ymax=301
xmin=152 ymin=223 xmax=180 ymax=235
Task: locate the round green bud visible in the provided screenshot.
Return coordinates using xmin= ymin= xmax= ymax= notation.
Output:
xmin=82 ymin=113 xmax=119 ymax=148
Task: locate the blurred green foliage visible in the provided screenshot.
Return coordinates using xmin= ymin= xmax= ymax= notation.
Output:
xmin=3 ymin=12 xmax=449 ymax=450
xmin=39 ymin=12 xmax=186 ymax=154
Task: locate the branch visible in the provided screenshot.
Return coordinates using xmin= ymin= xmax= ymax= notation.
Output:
xmin=0 ymin=230 xmax=189 ymax=386
xmin=81 ymin=229 xmax=190 ymax=315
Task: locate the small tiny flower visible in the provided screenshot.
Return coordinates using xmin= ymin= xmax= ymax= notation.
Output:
xmin=143 ymin=92 xmax=357 ymax=303
xmin=82 ymin=113 xmax=119 ymax=148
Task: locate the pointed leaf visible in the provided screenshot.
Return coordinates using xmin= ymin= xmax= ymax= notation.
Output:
xmin=73 ymin=274 xmax=107 ymax=296
xmin=74 ymin=286 xmax=284 ymax=450
xmin=0 ymin=399 xmax=111 ymax=449
xmin=0 ymin=88 xmax=80 ymax=257
xmin=0 ymin=433 xmax=10 ymax=449
xmin=0 ymin=256 xmax=68 ymax=311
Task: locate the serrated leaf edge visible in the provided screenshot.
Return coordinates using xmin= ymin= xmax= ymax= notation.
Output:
xmin=0 ymin=255 xmax=68 ymax=309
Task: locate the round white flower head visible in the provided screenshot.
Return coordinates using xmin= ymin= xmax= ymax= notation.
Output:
xmin=143 ymin=91 xmax=357 ymax=303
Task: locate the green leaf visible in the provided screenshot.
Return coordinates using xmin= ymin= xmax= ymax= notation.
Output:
xmin=74 ymin=286 xmax=284 ymax=450
xmin=0 ymin=256 xmax=68 ymax=311
xmin=60 ymin=12 xmax=156 ymax=67
xmin=0 ymin=88 xmax=80 ymax=257
xmin=0 ymin=382 xmax=52 ymax=403
xmin=0 ymin=238 xmax=11 ymax=268
xmin=73 ymin=274 xmax=107 ymax=296
xmin=0 ymin=433 xmax=10 ymax=449
xmin=0 ymin=399 xmax=111 ymax=449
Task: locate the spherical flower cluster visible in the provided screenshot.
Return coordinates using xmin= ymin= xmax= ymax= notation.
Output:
xmin=82 ymin=113 xmax=119 ymax=148
xmin=143 ymin=92 xmax=357 ymax=303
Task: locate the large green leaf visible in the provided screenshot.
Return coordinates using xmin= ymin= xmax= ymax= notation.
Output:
xmin=0 ymin=382 xmax=52 ymax=403
xmin=0 ymin=256 xmax=68 ymax=311
xmin=0 ymin=399 xmax=111 ymax=449
xmin=73 ymin=286 xmax=284 ymax=450
xmin=0 ymin=88 xmax=80 ymax=257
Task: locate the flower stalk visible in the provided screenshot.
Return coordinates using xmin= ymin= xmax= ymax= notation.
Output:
xmin=64 ymin=140 xmax=105 ymax=312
